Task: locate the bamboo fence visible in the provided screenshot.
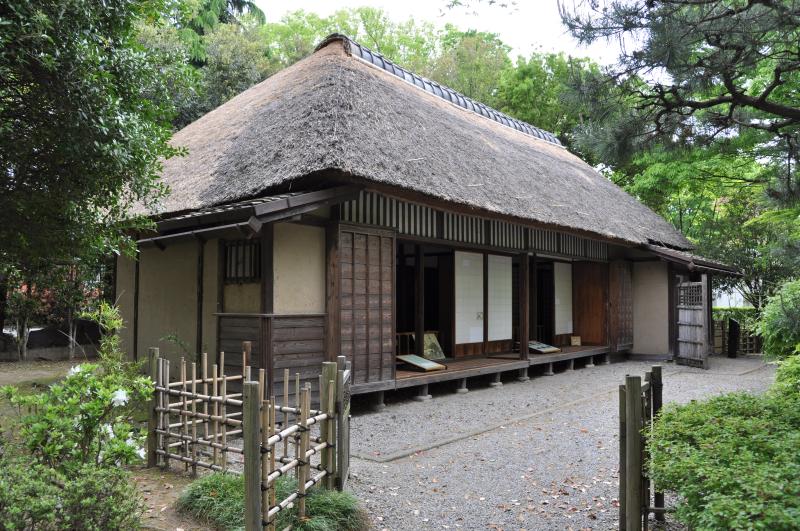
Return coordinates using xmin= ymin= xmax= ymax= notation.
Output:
xmin=147 ymin=346 xmax=350 ymax=531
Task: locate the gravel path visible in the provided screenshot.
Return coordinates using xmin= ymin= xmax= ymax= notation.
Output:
xmin=347 ymin=356 xmax=774 ymax=531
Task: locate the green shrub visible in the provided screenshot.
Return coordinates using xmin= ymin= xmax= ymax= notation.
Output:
xmin=758 ymin=278 xmax=800 ymax=359
xmin=0 ymin=303 xmax=152 ymax=475
xmin=713 ymin=306 xmax=759 ymax=331
xmin=774 ymin=353 xmax=800 ymax=398
xmin=0 ymin=455 xmax=144 ymax=530
xmin=177 ymin=473 xmax=368 ymax=531
xmin=649 ymin=392 xmax=800 ymax=530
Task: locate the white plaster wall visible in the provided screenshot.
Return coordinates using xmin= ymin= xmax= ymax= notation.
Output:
xmin=632 ymin=261 xmax=670 ymax=355
xmin=554 ymin=262 xmax=573 ymax=335
xmin=273 ymin=223 xmax=326 ymax=314
xmin=455 ymin=251 xmax=484 ymax=343
xmin=488 ymin=254 xmax=512 ymax=341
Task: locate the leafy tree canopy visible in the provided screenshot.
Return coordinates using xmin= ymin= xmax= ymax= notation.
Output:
xmin=0 ymin=0 xmax=191 ymax=274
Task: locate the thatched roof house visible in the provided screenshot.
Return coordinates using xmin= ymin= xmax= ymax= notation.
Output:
xmin=118 ymin=35 xmax=733 ymax=403
xmin=155 ymin=34 xmax=690 ymax=250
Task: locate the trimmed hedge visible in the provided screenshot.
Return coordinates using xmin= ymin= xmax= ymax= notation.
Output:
xmin=758 ymin=279 xmax=800 ymax=360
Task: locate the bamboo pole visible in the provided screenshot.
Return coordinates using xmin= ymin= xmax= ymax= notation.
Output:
xmin=651 ymin=366 xmax=665 ymax=521
xmin=181 ymin=358 xmax=188 ymax=470
xmin=202 ymin=353 xmax=209 ymax=443
xmin=298 ymin=385 xmax=310 ymax=519
xmin=261 ymin=400 xmax=275 ymax=531
xmin=191 ymin=362 xmax=198 ymax=476
xmin=320 ymin=362 xmax=338 ymax=489
xmin=269 ymin=395 xmax=276 ymax=525
xmin=294 ymin=372 xmax=300 ymax=480
xmin=243 ymin=381 xmax=261 ymax=531
xmin=147 ymin=347 xmax=160 ymax=467
xmin=212 ymin=363 xmax=219 ymax=465
xmin=283 ymin=368 xmax=289 ymax=458
xmin=163 ymin=358 xmax=171 ymax=470
xmin=221 ymin=354 xmax=228 ymax=472
xmin=243 ymin=341 xmax=251 ymax=382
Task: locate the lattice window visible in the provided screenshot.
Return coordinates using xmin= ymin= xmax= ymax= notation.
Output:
xmin=223 ymin=240 xmax=261 ymax=283
xmin=677 ymin=282 xmax=702 ymax=306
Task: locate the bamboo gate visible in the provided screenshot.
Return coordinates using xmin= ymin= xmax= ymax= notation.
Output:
xmin=619 ymin=366 xmax=665 ymax=531
xmin=146 ymin=345 xmax=352 ymax=530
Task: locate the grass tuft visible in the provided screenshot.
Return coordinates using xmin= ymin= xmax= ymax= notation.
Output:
xmin=177 ymin=472 xmax=368 ymax=531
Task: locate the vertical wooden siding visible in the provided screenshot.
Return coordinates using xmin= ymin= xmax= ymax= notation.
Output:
xmin=609 ymin=260 xmax=634 ymax=350
xmin=339 ymin=226 xmax=395 ymax=387
xmin=217 ymin=314 xmax=325 ymax=404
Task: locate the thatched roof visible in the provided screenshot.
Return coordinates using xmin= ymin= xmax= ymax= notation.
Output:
xmin=155 ymin=34 xmax=692 ymax=249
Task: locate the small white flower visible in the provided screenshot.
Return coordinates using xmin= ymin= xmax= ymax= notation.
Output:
xmin=101 ymin=424 xmax=114 ymax=438
xmin=136 ymin=446 xmax=146 ymax=459
xmin=67 ymin=365 xmax=83 ymax=376
xmin=111 ymin=389 xmax=129 ymax=406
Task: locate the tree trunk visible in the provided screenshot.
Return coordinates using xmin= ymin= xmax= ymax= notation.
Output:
xmin=16 ymin=317 xmax=29 ymax=361
xmin=67 ymin=310 xmax=76 ymax=360
xmin=0 ymin=272 xmax=7 ymax=336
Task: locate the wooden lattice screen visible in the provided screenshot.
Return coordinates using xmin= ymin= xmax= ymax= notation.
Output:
xmin=675 ymin=277 xmax=710 ymax=368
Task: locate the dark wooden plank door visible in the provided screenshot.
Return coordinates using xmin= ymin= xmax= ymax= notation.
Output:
xmin=572 ymin=261 xmax=609 ymax=345
xmin=339 ymin=226 xmax=395 ymax=387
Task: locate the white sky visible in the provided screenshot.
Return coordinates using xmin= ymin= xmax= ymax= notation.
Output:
xmin=255 ymin=0 xmax=620 ymax=65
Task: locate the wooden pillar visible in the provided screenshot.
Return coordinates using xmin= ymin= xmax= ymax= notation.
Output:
xmin=325 ymin=219 xmax=341 ymax=362
xmin=456 ymin=378 xmax=468 ymax=393
xmin=701 ymin=273 xmax=711 ymax=369
xmin=517 ymin=367 xmax=530 ymax=382
xmin=133 ymin=252 xmax=140 ymax=361
xmin=530 ymin=254 xmax=538 ymax=342
xmin=518 ymin=253 xmax=530 ymax=359
xmin=415 ymin=245 xmax=425 ymax=358
xmin=544 ymin=362 xmax=554 ymax=376
xmin=619 ymin=384 xmax=627 ymax=531
xmin=489 ymin=372 xmax=503 ymax=388
xmin=195 ymin=238 xmax=205 ymax=360
xmin=586 ymin=356 xmax=595 ymax=368
xmin=260 ymin=224 xmax=274 ymax=314
xmin=667 ymin=264 xmax=677 ymax=360
xmin=482 ymin=253 xmax=489 ymax=355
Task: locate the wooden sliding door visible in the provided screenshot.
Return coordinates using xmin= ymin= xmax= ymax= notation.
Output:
xmin=339 ymin=225 xmax=395 ymax=388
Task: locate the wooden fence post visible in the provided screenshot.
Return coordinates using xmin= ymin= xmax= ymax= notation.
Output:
xmin=243 ymin=381 xmax=262 ymax=531
xmin=321 ymin=361 xmax=338 ymax=489
xmin=147 ymin=347 xmax=160 ymax=468
xmin=625 ymin=375 xmax=643 ymax=531
xmin=651 ymin=366 xmax=665 ymax=521
xmin=298 ymin=384 xmax=310 ymax=519
xmin=619 ymin=383 xmax=626 ymax=531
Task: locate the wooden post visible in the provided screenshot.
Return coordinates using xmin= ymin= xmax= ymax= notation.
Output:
xmin=619 ymin=384 xmax=627 ymax=531
xmin=147 ymin=347 xmax=159 ymax=467
xmin=415 ymin=245 xmax=425 ymax=358
xmin=519 ymin=253 xmax=530 ymax=360
xmin=162 ymin=358 xmax=171 ymax=470
xmin=243 ymin=381 xmax=262 ymax=531
xmin=544 ymin=362 xmax=555 ymax=376
xmin=212 ymin=363 xmax=219 ymax=464
xmin=701 ymin=273 xmax=711 ymax=369
xmin=202 ymin=352 xmax=209 ymax=442
xmin=243 ymin=341 xmax=252 ymax=380
xmin=456 ymin=378 xmax=468 ymax=394
xmin=625 ymin=375 xmax=643 ymax=531
xmin=567 ymin=358 xmax=575 ymax=371
xmin=586 ymin=356 xmax=595 ymax=368
xmin=651 ymin=366 xmax=665 ymax=521
xmin=517 ymin=367 xmax=529 ymax=382
xmin=298 ymin=385 xmax=310 ymax=519
xmin=283 ymin=368 xmax=289 ymax=458
xmin=489 ymin=372 xmax=503 ymax=388
xmin=321 ymin=362 xmax=338 ymax=489
xmin=325 ymin=220 xmax=341 ymax=362
xmin=191 ymin=362 xmax=197 ymax=476
xmin=181 ymin=358 xmax=188 ymax=470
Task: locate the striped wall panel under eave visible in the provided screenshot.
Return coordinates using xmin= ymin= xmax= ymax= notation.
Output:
xmin=339 ymin=191 xmax=607 ymax=260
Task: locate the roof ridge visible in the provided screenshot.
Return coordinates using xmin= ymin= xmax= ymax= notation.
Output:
xmin=316 ymin=33 xmax=563 ymax=147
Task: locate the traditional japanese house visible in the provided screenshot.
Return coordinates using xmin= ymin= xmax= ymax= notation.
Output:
xmin=116 ymin=34 xmax=736 ymax=403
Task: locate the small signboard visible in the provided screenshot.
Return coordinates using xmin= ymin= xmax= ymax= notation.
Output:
xmin=528 ymin=341 xmax=561 ymax=354
xmin=397 ymin=354 xmax=447 ymax=372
